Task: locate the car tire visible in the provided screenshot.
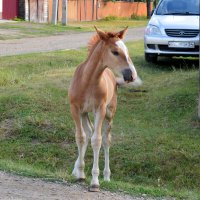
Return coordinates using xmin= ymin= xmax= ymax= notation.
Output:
xmin=145 ymin=53 xmax=158 ymax=63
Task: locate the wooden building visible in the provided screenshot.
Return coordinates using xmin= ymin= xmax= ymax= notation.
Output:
xmin=0 ymin=0 xmax=19 ymax=20
xmin=0 ymin=0 xmax=2 ymax=19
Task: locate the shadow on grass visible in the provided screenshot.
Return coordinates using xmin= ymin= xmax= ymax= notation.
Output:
xmin=155 ymin=56 xmax=199 ymax=71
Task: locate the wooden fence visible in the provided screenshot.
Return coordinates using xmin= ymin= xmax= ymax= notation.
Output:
xmin=25 ymin=0 xmax=48 ymax=23
xmin=48 ymin=0 xmax=148 ymax=22
xmin=0 ymin=0 xmax=148 ymax=22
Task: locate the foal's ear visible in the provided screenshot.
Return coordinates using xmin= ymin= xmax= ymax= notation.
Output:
xmin=94 ymin=26 xmax=108 ymax=41
xmin=116 ymin=26 xmax=128 ymax=39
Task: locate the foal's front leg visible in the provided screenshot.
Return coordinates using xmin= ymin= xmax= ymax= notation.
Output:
xmin=90 ymin=106 xmax=106 ymax=192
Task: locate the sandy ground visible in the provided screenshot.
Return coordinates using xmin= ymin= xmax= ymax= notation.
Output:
xmin=0 ymin=171 xmax=158 ymax=200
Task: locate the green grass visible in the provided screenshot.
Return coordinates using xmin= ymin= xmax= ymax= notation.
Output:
xmin=0 ymin=41 xmax=200 ymax=199
xmin=0 ymin=19 xmax=148 ymax=40
xmin=70 ymin=18 xmax=147 ymax=31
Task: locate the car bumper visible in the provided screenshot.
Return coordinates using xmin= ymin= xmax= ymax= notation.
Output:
xmin=144 ymin=35 xmax=200 ymax=56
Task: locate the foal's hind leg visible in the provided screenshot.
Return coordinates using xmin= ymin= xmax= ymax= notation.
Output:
xmin=103 ymin=96 xmax=117 ymax=182
xmin=102 ymin=118 xmax=112 ymax=181
xmin=71 ymin=106 xmax=88 ymax=180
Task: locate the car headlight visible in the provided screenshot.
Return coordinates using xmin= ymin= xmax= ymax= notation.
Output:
xmin=145 ymin=25 xmax=162 ymax=36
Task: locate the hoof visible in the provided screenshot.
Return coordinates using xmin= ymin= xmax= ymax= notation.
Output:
xmin=89 ymin=184 xmax=100 ymax=192
xmin=76 ymin=178 xmax=86 ymax=182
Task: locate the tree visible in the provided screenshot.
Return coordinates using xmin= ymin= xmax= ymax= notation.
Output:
xmin=198 ymin=59 xmax=200 ymax=119
xmin=62 ymin=0 xmax=68 ymax=25
xmin=92 ymin=0 xmax=95 ymax=20
xmin=146 ymin=0 xmax=151 ymax=19
xmin=198 ymin=93 xmax=200 ymax=119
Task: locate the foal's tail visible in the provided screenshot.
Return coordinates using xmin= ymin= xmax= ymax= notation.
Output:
xmin=86 ymin=114 xmax=94 ymax=133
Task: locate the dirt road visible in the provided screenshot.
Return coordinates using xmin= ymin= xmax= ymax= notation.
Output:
xmin=0 ymin=27 xmax=145 ymax=56
xmin=0 ymin=171 xmax=157 ymax=200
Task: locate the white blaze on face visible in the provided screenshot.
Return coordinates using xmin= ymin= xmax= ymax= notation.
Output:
xmin=115 ymin=40 xmax=137 ymax=80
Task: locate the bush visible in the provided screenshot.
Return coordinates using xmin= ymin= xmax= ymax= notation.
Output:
xmin=103 ymin=16 xmax=119 ymax=21
xmin=131 ymin=14 xmax=146 ymax=20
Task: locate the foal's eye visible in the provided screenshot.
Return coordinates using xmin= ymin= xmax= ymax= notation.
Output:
xmin=111 ymin=51 xmax=119 ymax=56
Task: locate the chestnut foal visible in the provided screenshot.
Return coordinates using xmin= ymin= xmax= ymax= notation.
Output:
xmin=68 ymin=27 xmax=138 ymax=192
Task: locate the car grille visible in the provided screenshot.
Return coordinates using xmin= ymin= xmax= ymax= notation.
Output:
xmin=147 ymin=44 xmax=156 ymax=49
xmin=165 ymin=29 xmax=199 ymax=38
xmin=158 ymin=45 xmax=199 ymax=52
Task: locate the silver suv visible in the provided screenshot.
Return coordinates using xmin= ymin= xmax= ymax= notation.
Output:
xmin=144 ymin=0 xmax=200 ymax=62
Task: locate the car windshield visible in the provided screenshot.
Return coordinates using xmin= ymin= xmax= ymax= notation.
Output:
xmin=156 ymin=0 xmax=200 ymax=15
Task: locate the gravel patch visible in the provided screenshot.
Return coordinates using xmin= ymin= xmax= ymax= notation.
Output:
xmin=0 ymin=171 xmax=157 ymax=200
xmin=0 ymin=27 xmax=145 ymax=56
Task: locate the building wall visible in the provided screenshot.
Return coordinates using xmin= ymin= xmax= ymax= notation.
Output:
xmin=0 ymin=0 xmax=2 ymax=19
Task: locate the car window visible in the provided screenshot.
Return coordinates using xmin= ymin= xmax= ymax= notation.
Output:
xmin=156 ymin=0 xmax=200 ymax=15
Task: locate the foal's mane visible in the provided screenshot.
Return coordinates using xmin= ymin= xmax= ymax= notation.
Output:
xmin=88 ymin=32 xmax=118 ymax=53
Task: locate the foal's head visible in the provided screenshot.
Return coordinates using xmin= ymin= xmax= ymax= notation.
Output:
xmin=94 ymin=26 xmax=137 ymax=83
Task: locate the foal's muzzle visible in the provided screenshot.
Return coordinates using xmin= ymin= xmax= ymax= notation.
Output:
xmin=122 ymin=68 xmax=133 ymax=82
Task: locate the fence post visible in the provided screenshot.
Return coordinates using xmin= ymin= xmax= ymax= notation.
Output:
xmin=44 ymin=0 xmax=48 ymax=23
xmin=62 ymin=0 xmax=67 ymax=25
xmin=52 ymin=0 xmax=58 ymax=25
xmin=25 ymin=0 xmax=29 ymax=21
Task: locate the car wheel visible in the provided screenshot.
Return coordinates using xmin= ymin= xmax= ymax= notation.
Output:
xmin=145 ymin=53 xmax=158 ymax=63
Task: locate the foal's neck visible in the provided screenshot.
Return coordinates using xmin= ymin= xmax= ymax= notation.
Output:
xmin=82 ymin=41 xmax=106 ymax=84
